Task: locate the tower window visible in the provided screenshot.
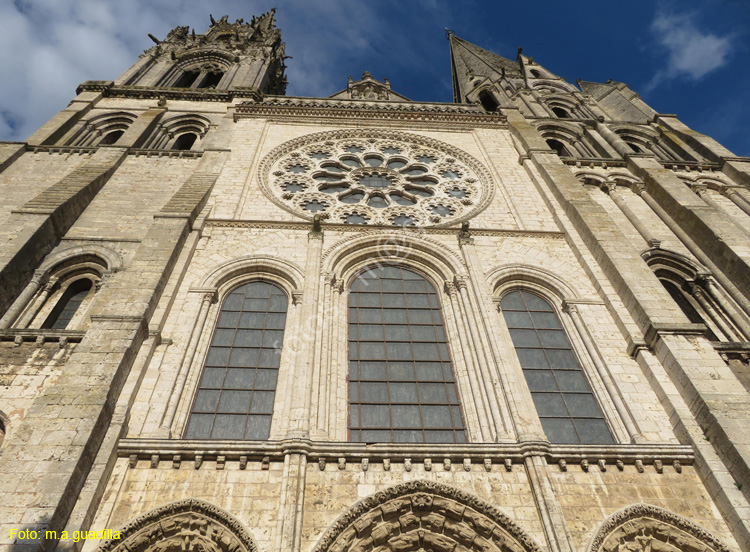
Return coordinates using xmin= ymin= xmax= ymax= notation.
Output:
xmin=173 ymin=70 xmax=201 ymax=88
xmin=530 ymin=69 xmax=544 ymax=78
xmin=660 ymin=279 xmax=719 ymax=341
xmin=626 ymin=141 xmax=643 ymax=153
xmin=552 ymin=107 xmax=571 ymax=119
xmin=43 ymin=279 xmax=93 ymax=330
xmin=546 ymin=139 xmax=571 ymax=157
xmin=478 ymin=90 xmax=499 ymax=112
xmin=500 ymin=290 xmax=614 ymax=445
xmin=199 ymin=71 xmax=224 ymax=89
xmin=172 ymin=133 xmax=198 ymax=151
xmin=348 ymin=266 xmax=465 ymax=444
xmin=98 ymin=130 xmax=124 ymax=145
xmin=185 ymin=282 xmax=288 ymax=440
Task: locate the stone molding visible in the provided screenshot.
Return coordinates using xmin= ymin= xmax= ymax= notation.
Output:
xmin=205 ymin=218 xmax=565 ymax=240
xmin=587 ymin=503 xmax=731 ymax=552
xmin=311 ymin=479 xmax=542 ymax=552
xmin=118 ymin=438 xmax=695 ymax=470
xmin=97 ymin=498 xmax=257 ymax=552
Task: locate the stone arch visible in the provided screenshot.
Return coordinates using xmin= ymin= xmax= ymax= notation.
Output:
xmin=38 ymin=244 xmax=122 ymax=276
xmin=587 ymin=504 xmax=731 ymax=552
xmin=197 ymin=254 xmax=304 ymax=297
xmin=312 ymin=480 xmax=542 ymax=552
xmin=488 ymin=262 xmax=583 ymax=302
xmin=97 ymin=499 xmax=258 ymax=552
xmin=322 ymin=230 xmax=466 ymax=286
xmin=68 ymin=111 xmax=138 ymax=146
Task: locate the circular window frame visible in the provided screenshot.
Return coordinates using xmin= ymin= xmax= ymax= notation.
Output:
xmin=258 ymin=129 xmax=496 ymax=227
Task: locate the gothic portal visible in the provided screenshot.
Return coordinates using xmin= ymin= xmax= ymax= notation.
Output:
xmin=0 ymin=10 xmax=748 ymax=552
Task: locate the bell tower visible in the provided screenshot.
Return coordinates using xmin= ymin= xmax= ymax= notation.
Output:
xmin=116 ymin=9 xmax=288 ymax=94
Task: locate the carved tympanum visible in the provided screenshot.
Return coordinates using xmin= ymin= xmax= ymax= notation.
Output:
xmin=313 ymin=480 xmax=541 ymax=552
xmin=589 ymin=504 xmax=731 ymax=552
xmin=97 ymin=499 xmax=257 ymax=552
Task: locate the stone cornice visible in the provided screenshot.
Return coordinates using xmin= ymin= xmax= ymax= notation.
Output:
xmin=119 ymin=438 xmax=695 ymax=471
xmin=205 ymin=218 xmax=565 ymax=239
xmin=235 ymin=96 xmax=507 ymax=127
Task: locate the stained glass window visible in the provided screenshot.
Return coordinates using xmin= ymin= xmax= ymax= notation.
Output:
xmin=348 ymin=266 xmax=465 ymax=443
xmin=185 ymin=282 xmax=287 ymax=440
xmin=500 ymin=290 xmax=614 ymax=445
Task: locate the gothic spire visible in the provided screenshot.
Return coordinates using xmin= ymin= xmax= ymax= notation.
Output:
xmin=448 ymin=34 xmax=520 ymax=103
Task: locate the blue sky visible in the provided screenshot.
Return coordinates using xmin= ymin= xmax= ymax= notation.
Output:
xmin=1 ymin=0 xmax=748 ymax=156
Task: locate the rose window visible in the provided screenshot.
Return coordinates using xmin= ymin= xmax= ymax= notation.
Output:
xmin=261 ymin=131 xmax=492 ymax=227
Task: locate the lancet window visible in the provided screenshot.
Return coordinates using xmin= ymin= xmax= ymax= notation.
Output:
xmin=348 ymin=266 xmax=466 ymax=443
xmin=500 ymin=290 xmax=614 ymax=444
xmin=185 ymin=281 xmax=288 ymax=440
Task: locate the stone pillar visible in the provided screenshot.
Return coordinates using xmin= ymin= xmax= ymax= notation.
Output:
xmin=606 ymin=184 xmax=661 ymax=247
xmin=287 ymin=228 xmax=324 ymax=439
xmin=724 ymin=187 xmax=750 ymax=217
xmin=0 ymin=270 xmax=45 ymax=329
xmin=457 ymin=234 xmax=528 ymax=441
xmin=15 ymin=277 xmax=57 ymax=329
xmin=563 ymin=301 xmax=644 ymax=442
xmin=627 ymin=154 xmax=750 ymax=305
xmin=444 ymin=281 xmax=495 ymax=442
xmin=157 ymin=290 xmax=216 ymax=437
xmin=312 ymin=273 xmax=334 ymax=439
xmin=634 ymin=184 xmax=750 ymax=316
xmin=525 ymin=455 xmax=575 ymax=552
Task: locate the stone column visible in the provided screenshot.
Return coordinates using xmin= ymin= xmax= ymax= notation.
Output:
xmin=444 ymin=281 xmax=494 ymax=442
xmin=16 ymin=277 xmax=58 ymax=329
xmin=525 ymin=455 xmax=575 ymax=552
xmin=700 ymin=277 xmax=750 ymax=340
xmin=287 ymin=228 xmax=324 ymax=439
xmin=453 ymin=275 xmax=507 ymax=441
xmin=634 ymin=184 xmax=750 ymax=316
xmin=457 ymin=234 xmax=524 ymax=440
xmin=312 ymin=273 xmax=334 ymax=439
xmin=0 ymin=270 xmax=46 ymax=329
xmin=724 ymin=187 xmax=750 ymax=217
xmin=606 ymin=184 xmax=661 ymax=247
xmin=157 ymin=290 xmax=216 ymax=437
xmin=563 ymin=301 xmax=644 ymax=442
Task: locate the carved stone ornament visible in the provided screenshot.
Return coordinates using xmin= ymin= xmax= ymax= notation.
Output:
xmin=587 ymin=504 xmax=731 ymax=552
xmin=258 ymin=129 xmax=495 ymax=228
xmin=97 ymin=498 xmax=258 ymax=552
xmin=312 ymin=479 xmax=542 ymax=552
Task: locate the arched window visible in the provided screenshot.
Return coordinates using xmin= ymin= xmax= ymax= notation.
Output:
xmin=185 ymin=281 xmax=288 ymax=440
xmin=626 ymin=141 xmax=642 ymax=153
xmin=42 ymin=279 xmax=92 ymax=330
xmin=500 ymin=290 xmax=614 ymax=445
xmin=479 ymin=90 xmax=499 ymax=112
xmin=552 ymin=107 xmax=571 ymax=119
xmin=546 ymin=139 xmax=571 ymax=157
xmin=172 ymin=132 xmax=198 ymax=151
xmin=659 ymin=279 xmax=721 ymax=342
xmin=200 ymin=71 xmax=224 ymax=89
xmin=98 ymin=130 xmax=124 ymax=145
xmin=530 ymin=69 xmax=544 ymax=78
xmin=0 ymin=418 xmax=5 ymax=448
xmin=174 ymin=70 xmax=200 ymax=88
xmin=348 ymin=266 xmax=465 ymax=443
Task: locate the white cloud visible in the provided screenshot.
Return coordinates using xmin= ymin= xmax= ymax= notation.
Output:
xmin=648 ymin=10 xmax=733 ymax=89
xmin=0 ymin=0 xmax=438 ymax=141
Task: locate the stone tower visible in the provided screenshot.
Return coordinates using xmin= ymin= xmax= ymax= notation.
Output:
xmin=1 ymin=13 xmax=750 ymax=552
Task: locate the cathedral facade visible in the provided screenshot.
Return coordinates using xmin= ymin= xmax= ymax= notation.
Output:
xmin=1 ymin=10 xmax=749 ymax=552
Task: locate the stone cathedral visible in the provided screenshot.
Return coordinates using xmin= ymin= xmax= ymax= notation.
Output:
xmin=1 ymin=10 xmax=750 ymax=552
